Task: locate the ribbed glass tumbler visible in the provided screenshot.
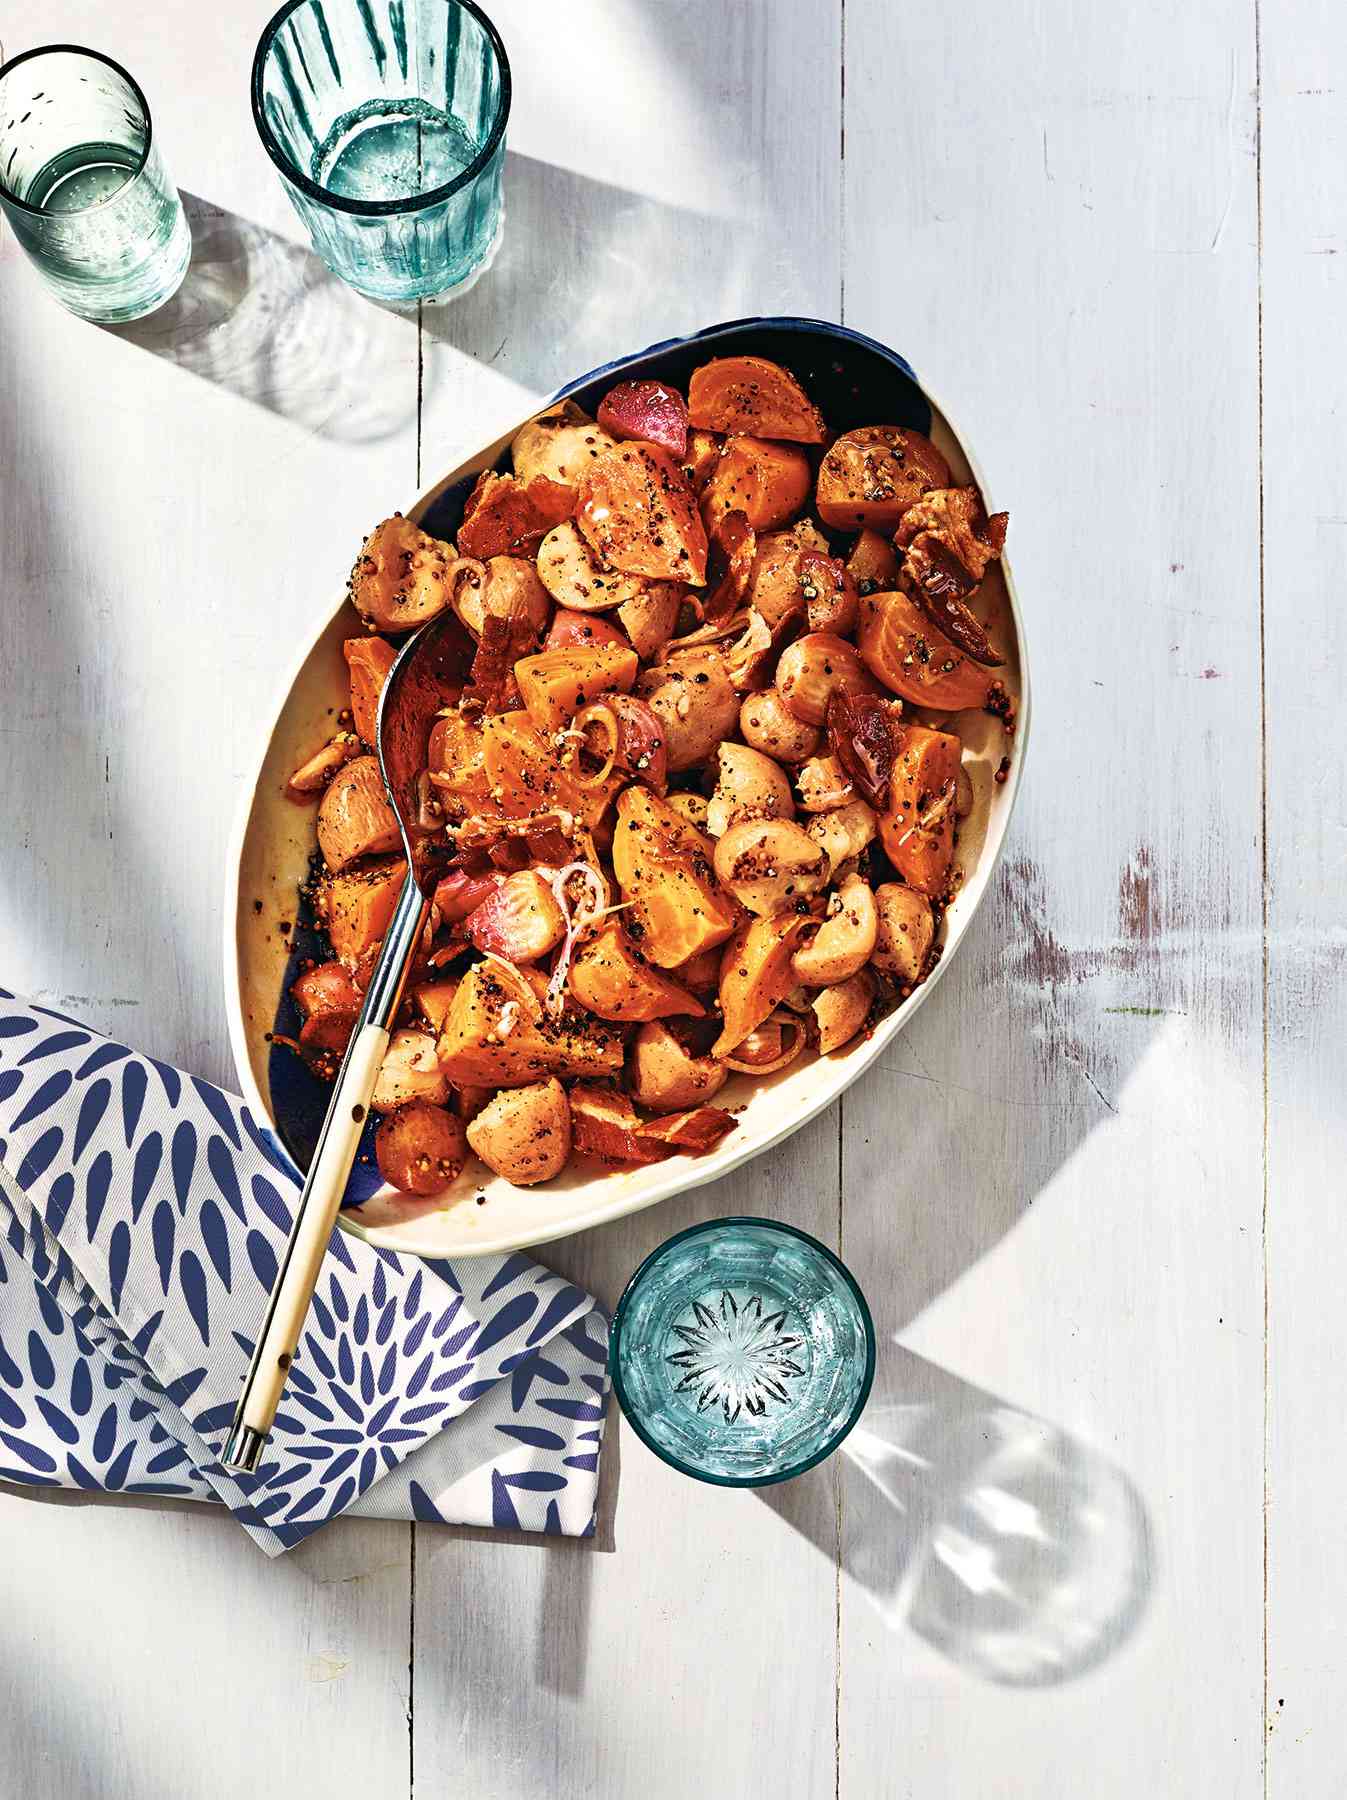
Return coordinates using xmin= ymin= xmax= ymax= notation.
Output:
xmin=251 ymin=0 xmax=510 ymax=305
xmin=0 ymin=45 xmax=190 ymax=323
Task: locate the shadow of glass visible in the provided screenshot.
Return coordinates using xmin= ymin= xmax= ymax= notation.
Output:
xmin=419 ymin=151 xmax=756 ymax=394
xmin=761 ymin=1340 xmax=1152 ymax=1687
xmin=104 ymin=191 xmax=421 ymax=444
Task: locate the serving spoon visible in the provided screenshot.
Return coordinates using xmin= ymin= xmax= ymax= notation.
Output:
xmin=222 ymin=609 xmax=474 ymax=1474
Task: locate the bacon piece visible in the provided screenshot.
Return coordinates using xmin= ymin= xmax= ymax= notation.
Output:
xmin=702 ymin=509 xmax=757 ymax=623
xmin=568 ymin=1084 xmax=734 ymax=1163
xmin=457 ymin=471 xmax=557 ymax=560
xmin=826 ymin=689 xmax=900 ymax=810
xmin=636 ymin=1106 xmax=736 ymax=1153
xmin=566 ymin=1086 xmax=669 ymax=1165
xmin=894 ymin=487 xmax=1009 ymax=665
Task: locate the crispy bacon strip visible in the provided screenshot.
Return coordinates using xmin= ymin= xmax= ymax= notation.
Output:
xmin=703 ymin=510 xmax=757 ymax=623
xmin=894 ymin=487 xmax=1009 ymax=666
xmin=826 ymin=690 xmax=900 ymax=810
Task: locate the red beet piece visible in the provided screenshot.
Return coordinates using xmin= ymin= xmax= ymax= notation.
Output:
xmin=596 ymin=380 xmax=689 ymax=458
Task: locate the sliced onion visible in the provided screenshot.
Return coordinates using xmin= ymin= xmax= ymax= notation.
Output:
xmin=414 ymin=768 xmax=444 ymax=832
xmin=445 ymin=555 xmax=489 ymax=630
xmin=657 ymin=610 xmax=750 ymax=662
xmin=570 ymin=703 xmax=620 ymax=789
xmin=892 ymin=778 xmax=959 ymax=850
xmin=725 ymin=1015 xmax=807 ymax=1075
xmin=479 ymin=951 xmax=543 ymax=1022
xmin=544 ymin=861 xmax=609 ymax=1018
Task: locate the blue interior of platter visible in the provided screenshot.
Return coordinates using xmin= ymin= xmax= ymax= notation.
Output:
xmin=267 ymin=317 xmax=932 ymax=1198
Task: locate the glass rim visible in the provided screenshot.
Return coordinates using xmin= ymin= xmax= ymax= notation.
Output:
xmin=608 ymin=1215 xmax=878 ymax=1489
xmin=0 ymin=43 xmax=154 ymax=217
xmin=250 ymin=0 xmax=512 ymax=218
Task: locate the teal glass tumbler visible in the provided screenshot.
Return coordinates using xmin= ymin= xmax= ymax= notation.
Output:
xmin=610 ymin=1218 xmax=876 ymax=1487
xmin=251 ymin=0 xmax=510 ymax=305
xmin=0 ymin=45 xmax=190 ymax=324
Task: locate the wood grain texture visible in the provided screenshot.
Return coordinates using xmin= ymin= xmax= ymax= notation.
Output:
xmin=1261 ymin=4 xmax=1347 ymax=1790
xmin=0 ymin=0 xmax=1335 ymax=1792
xmin=838 ymin=2 xmax=1265 ymax=1793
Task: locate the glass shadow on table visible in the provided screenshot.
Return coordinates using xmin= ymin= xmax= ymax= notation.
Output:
xmin=104 ymin=190 xmax=419 ymax=444
xmin=759 ymin=1338 xmax=1153 ymax=1689
xmin=101 ymin=156 xmax=741 ymax=446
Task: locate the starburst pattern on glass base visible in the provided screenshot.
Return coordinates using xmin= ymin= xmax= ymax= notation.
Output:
xmin=666 ymin=1289 xmax=807 ymax=1424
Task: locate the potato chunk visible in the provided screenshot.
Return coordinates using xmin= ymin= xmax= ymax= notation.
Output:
xmin=512 ymin=400 xmax=615 ymax=495
xmin=317 ymin=755 xmax=401 ymax=873
xmin=467 ymin=1079 xmax=571 ymax=1186
xmin=350 ymin=515 xmax=453 ymax=632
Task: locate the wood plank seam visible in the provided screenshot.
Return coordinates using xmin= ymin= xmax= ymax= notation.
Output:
xmin=1255 ymin=1 xmax=1271 ymax=1796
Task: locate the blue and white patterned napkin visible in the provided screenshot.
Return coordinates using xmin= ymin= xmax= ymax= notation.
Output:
xmin=0 ymin=991 xmax=609 ymax=1555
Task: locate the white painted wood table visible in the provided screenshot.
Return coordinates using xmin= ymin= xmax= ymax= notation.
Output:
xmin=0 ymin=1 xmax=1340 ymax=1793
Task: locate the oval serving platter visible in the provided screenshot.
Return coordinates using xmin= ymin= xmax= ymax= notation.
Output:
xmin=224 ymin=316 xmax=1030 ymax=1258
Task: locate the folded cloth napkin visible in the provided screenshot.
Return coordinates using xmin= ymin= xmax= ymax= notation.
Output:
xmin=0 ymin=991 xmax=610 ymax=1555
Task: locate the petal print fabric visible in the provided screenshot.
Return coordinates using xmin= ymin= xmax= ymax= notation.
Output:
xmin=0 ymin=992 xmax=610 ymax=1555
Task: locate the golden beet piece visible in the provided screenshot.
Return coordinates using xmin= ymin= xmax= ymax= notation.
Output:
xmin=577 ymin=443 xmax=708 ymax=585
xmin=857 ymin=589 xmax=1001 ymax=711
xmin=480 ymin=708 xmax=619 ymax=826
xmin=343 ymin=636 xmax=397 ymax=746
xmin=316 ymin=856 xmax=406 ymax=967
xmin=701 ymin=436 xmax=812 ymax=533
xmin=713 ymin=913 xmax=813 ymax=1057
xmin=317 ymin=754 xmax=401 ymax=873
xmin=410 ymin=980 xmax=461 ymax=1035
xmin=568 ymin=921 xmax=705 ymax=1021
xmin=878 ymin=724 xmax=963 ymax=898
xmin=611 ymin=786 xmax=738 ymax=969
xmin=688 ymin=355 xmax=827 ymax=443
xmin=436 ymin=962 xmax=622 ymax=1087
xmin=350 ymin=515 xmax=453 ymax=632
xmin=682 ymin=428 xmax=723 ymax=492
xmin=514 ymin=642 xmax=639 ymax=731
xmin=815 ymin=427 xmax=951 ymax=532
